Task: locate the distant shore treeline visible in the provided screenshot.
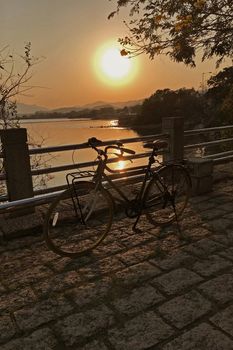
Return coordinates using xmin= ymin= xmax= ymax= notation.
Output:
xmin=19 ymin=67 xmax=233 ymax=135
xmin=19 ymin=104 xmax=142 ymax=121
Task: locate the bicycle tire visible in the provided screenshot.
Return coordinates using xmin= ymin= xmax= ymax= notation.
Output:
xmin=143 ymin=164 xmax=191 ymax=225
xmin=43 ymin=181 xmax=113 ymax=258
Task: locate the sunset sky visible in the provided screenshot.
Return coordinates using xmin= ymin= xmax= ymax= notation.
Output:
xmin=1 ymin=0 xmax=227 ymax=109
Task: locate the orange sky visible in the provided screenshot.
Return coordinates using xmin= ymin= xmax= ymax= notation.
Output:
xmin=1 ymin=0 xmax=228 ymax=109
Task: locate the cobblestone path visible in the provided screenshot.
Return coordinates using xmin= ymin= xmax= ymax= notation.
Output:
xmin=0 ymin=177 xmax=233 ymax=349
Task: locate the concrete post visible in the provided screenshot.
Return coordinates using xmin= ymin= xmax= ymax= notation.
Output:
xmin=162 ymin=117 xmax=184 ymax=162
xmin=0 ymin=128 xmax=34 ymax=201
xmin=188 ymin=158 xmax=213 ymax=195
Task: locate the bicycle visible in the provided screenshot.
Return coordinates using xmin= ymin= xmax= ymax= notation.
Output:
xmin=43 ymin=137 xmax=191 ymax=258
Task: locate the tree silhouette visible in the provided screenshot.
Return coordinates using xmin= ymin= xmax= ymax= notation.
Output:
xmin=109 ymin=0 xmax=233 ymax=66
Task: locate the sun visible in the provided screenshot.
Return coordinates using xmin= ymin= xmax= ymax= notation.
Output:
xmin=100 ymin=47 xmax=131 ymax=79
xmin=94 ymin=43 xmax=138 ymax=86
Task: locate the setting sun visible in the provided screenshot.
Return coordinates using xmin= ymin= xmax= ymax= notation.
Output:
xmin=94 ymin=43 xmax=138 ymax=86
xmin=100 ymin=47 xmax=131 ymax=79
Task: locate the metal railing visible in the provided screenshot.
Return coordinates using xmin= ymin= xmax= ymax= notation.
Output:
xmin=184 ymin=124 xmax=233 ymax=164
xmin=0 ymin=131 xmax=170 ymax=211
xmin=0 ymin=118 xmax=233 ymax=213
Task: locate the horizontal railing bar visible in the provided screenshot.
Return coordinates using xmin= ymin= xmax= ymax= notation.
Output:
xmin=204 ymin=150 xmax=233 ymax=159
xmin=28 ymin=133 xmax=169 ymax=155
xmin=34 ymin=184 xmax=67 ymax=196
xmin=31 ymin=151 xmax=165 ymax=176
xmin=33 ymin=164 xmax=150 ymax=196
xmin=184 ymin=137 xmax=233 ymax=150
xmin=0 ymin=194 xmax=8 ymax=202
xmin=184 ymin=125 xmax=233 ymax=136
xmin=213 ymin=155 xmax=233 ymax=164
xmin=0 ymin=172 xmax=147 ymax=214
xmin=0 ymin=192 xmax=62 ymax=214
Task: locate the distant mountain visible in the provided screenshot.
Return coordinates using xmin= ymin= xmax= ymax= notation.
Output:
xmin=52 ymin=106 xmax=82 ymax=113
xmin=17 ymin=98 xmax=144 ymax=116
xmin=17 ymin=103 xmax=48 ymax=115
xmin=53 ymin=99 xmax=144 ymax=113
xmin=110 ymin=99 xmax=144 ymax=108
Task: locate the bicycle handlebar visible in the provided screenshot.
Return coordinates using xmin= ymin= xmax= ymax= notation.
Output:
xmin=87 ymin=138 xmax=135 ymax=156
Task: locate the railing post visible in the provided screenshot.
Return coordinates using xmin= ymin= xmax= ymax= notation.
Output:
xmin=188 ymin=158 xmax=213 ymax=195
xmin=0 ymin=128 xmax=34 ymax=201
xmin=162 ymin=117 xmax=184 ymax=162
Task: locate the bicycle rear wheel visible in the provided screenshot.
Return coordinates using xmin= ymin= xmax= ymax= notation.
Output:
xmin=44 ymin=181 xmax=113 ymax=258
xmin=144 ymin=164 xmax=191 ymax=225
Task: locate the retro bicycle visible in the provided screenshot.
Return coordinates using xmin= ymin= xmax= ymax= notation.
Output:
xmin=43 ymin=137 xmax=191 ymax=258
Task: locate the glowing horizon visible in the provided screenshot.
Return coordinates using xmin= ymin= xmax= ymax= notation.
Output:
xmin=1 ymin=0 xmax=223 ymax=109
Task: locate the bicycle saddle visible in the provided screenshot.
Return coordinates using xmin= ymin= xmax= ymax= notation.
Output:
xmin=143 ymin=139 xmax=168 ymax=150
xmin=88 ymin=137 xmax=103 ymax=146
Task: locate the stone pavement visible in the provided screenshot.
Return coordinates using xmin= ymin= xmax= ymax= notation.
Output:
xmin=0 ymin=176 xmax=233 ymax=349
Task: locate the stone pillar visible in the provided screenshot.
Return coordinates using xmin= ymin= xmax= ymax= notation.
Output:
xmin=0 ymin=128 xmax=34 ymax=201
xmin=162 ymin=117 xmax=184 ymax=162
xmin=188 ymin=158 xmax=213 ymax=195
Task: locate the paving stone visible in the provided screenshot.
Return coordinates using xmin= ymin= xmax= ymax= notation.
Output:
xmin=219 ymin=247 xmax=233 ymax=262
xmin=108 ymin=310 xmax=174 ymax=349
xmin=79 ymin=256 xmax=125 ymax=280
xmin=223 ymin=212 xmax=233 ymax=220
xmin=180 ymin=214 xmax=205 ymax=230
xmin=4 ymin=265 xmax=52 ymax=289
xmin=33 ymin=270 xmax=82 ymax=297
xmin=211 ymin=305 xmax=233 ymax=337
xmin=201 ymin=208 xmax=226 ymax=221
xmin=0 ymin=288 xmax=36 ymax=314
xmin=199 ymin=274 xmax=233 ymax=304
xmin=48 ymin=255 xmax=93 ymax=273
xmin=193 ymin=201 xmax=217 ymax=211
xmin=112 ymin=261 xmax=161 ymax=287
xmin=66 ymin=278 xmax=110 ymax=307
xmin=152 ymin=268 xmax=203 ymax=295
xmin=0 ymin=327 xmax=58 ymax=350
xmin=208 ymin=218 xmax=232 ymax=232
xmin=75 ymin=339 xmax=108 ymax=350
xmin=151 ymin=251 xmax=194 ymax=271
xmin=217 ymin=203 xmax=233 ymax=213
xmin=119 ymin=231 xmax=154 ymax=248
xmin=117 ymin=244 xmax=157 ymax=266
xmin=211 ymin=232 xmax=233 ymax=246
xmin=55 ymin=305 xmax=114 ymax=346
xmin=0 ymin=315 xmax=16 ymax=343
xmin=185 ymin=238 xmax=224 ymax=258
xmin=14 ymin=296 xmax=73 ymax=331
xmin=0 ymin=283 xmax=6 ymax=294
xmin=162 ymin=323 xmax=233 ymax=350
xmin=192 ymin=254 xmax=232 ymax=277
xmin=158 ymin=290 xmax=211 ymax=329
xmin=95 ymin=241 xmax=125 ymax=256
xmin=112 ymin=284 xmax=164 ymax=317
xmin=0 ymin=259 xmax=22 ymax=279
xmin=189 ymin=195 xmax=210 ymax=204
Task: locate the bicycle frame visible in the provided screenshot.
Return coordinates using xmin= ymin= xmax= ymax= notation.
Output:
xmin=86 ymin=150 xmax=169 ymax=218
xmin=66 ymin=144 xmax=190 ymax=230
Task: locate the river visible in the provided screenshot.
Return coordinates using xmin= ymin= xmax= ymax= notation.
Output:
xmin=21 ymin=118 xmax=146 ymax=188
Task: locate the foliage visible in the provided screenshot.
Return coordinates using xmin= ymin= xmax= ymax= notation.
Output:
xmin=0 ymin=43 xmax=38 ymax=129
xmin=109 ymin=0 xmax=233 ymax=66
xmin=205 ymin=66 xmax=233 ymax=125
xmin=0 ymin=44 xmax=52 ymax=195
xmin=137 ymin=88 xmax=206 ymax=127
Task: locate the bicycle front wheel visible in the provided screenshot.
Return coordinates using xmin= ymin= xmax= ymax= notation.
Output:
xmin=44 ymin=181 xmax=113 ymax=258
xmin=144 ymin=164 xmax=191 ymax=225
